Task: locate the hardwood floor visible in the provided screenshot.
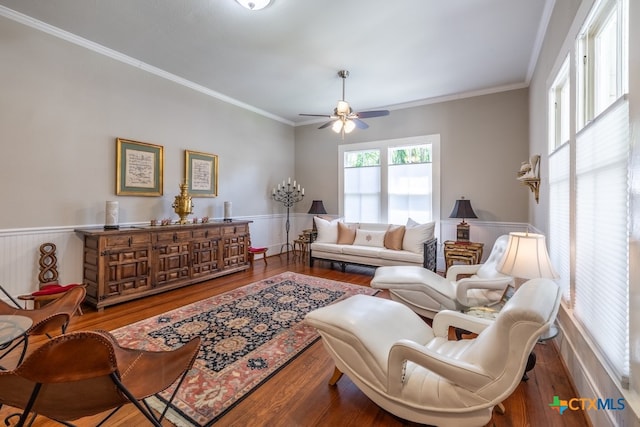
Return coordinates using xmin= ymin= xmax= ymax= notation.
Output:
xmin=0 ymin=254 xmax=589 ymax=426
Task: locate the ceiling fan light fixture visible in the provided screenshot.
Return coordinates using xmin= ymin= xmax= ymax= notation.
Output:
xmin=336 ymin=100 xmax=350 ymax=115
xmin=299 ymin=69 xmax=390 ymax=136
xmin=343 ymin=119 xmax=356 ymax=133
xmin=236 ymin=0 xmax=271 ymax=10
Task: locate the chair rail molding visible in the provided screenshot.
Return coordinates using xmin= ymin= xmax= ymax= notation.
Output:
xmin=0 ymin=213 xmax=314 ymax=302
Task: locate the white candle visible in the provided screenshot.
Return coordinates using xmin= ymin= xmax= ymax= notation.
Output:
xmin=302 ymin=188 xmax=305 ymax=195
xmin=105 ymin=201 xmax=119 ymax=229
xmin=224 ymin=201 xmax=232 ymax=219
xmin=288 ymin=177 xmax=291 ymax=184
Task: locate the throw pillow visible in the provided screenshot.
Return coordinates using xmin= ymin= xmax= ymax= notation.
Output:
xmin=337 ymin=222 xmax=357 ymax=244
xmin=403 ymin=219 xmax=436 ymax=253
xmin=314 ymin=216 xmax=341 ymax=243
xmin=353 ymin=229 xmax=386 ymax=247
xmin=406 ymin=217 xmax=420 ymax=228
xmin=384 ymin=225 xmax=406 ymax=250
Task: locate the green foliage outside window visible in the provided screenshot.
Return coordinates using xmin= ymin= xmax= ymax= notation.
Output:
xmin=344 ymin=150 xmax=380 ymax=167
xmin=390 ymin=145 xmax=431 ymax=164
xmin=345 ymin=145 xmax=431 ymax=168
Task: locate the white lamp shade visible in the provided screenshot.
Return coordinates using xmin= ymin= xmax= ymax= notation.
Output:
xmin=343 ymin=119 xmax=356 ymax=133
xmin=332 ymin=120 xmax=344 ymax=133
xmin=498 ymin=232 xmax=559 ymax=279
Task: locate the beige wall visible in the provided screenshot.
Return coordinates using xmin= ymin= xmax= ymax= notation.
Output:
xmin=0 ymin=16 xmax=294 ymax=229
xmin=0 ymin=12 xmax=531 ymax=230
xmin=294 ymin=89 xmax=531 ymax=223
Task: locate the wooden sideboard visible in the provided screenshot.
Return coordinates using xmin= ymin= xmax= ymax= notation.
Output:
xmin=75 ymin=221 xmax=251 ymax=310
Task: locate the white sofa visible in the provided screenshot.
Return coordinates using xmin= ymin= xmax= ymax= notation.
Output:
xmin=309 ymin=218 xmax=437 ymax=272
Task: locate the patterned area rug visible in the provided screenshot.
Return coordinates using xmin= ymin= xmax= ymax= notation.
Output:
xmin=111 ymin=272 xmax=378 ymax=426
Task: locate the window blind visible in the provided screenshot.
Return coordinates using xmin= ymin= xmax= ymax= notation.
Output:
xmin=549 ymin=143 xmax=571 ymax=302
xmin=575 ymin=96 xmax=629 ymax=385
xmin=344 ymin=165 xmax=381 ymax=223
xmin=388 ymin=162 xmax=432 ymax=225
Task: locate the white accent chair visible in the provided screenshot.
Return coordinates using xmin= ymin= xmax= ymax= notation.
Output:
xmin=370 ymin=235 xmax=513 ymax=318
xmin=304 ymin=279 xmax=561 ymax=427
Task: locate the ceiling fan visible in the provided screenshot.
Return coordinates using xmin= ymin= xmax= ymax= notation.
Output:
xmin=300 ymin=70 xmax=390 ymax=136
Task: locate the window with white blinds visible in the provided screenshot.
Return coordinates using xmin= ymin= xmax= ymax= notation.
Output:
xmin=339 ymin=135 xmax=439 ymax=224
xmin=343 ymin=150 xmax=381 ymax=223
xmin=548 ymin=143 xmax=571 ymax=302
xmin=574 ymin=96 xmax=629 ymax=384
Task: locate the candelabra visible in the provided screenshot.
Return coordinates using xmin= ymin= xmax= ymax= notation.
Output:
xmin=272 ymin=178 xmax=304 ymax=258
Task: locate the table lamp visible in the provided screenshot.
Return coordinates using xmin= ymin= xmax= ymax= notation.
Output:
xmin=308 ymin=200 xmax=327 ymax=232
xmin=449 ymin=197 xmax=477 ymax=242
xmin=497 ymin=232 xmax=558 ymax=287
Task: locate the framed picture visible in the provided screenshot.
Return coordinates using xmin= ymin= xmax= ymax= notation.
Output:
xmin=185 ymin=150 xmax=218 ymax=197
xmin=116 ymin=138 xmax=164 ymax=196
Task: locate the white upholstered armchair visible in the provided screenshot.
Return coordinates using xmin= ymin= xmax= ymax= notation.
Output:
xmin=304 ymin=278 xmax=561 ymax=427
xmin=370 ymin=234 xmax=513 ymax=318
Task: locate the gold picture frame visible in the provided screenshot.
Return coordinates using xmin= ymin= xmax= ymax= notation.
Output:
xmin=185 ymin=150 xmax=218 ymax=197
xmin=116 ymin=138 xmax=164 ymax=196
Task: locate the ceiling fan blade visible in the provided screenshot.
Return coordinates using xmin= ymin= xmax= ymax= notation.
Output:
xmin=353 ymin=118 xmax=369 ymax=129
xmin=299 ymin=113 xmax=332 ymax=117
xmin=355 ymin=110 xmax=390 ymax=119
xmin=318 ymin=120 xmax=336 ymax=130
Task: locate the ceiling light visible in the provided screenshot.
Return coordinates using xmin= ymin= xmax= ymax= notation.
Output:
xmin=332 ymin=120 xmax=344 ymax=133
xmin=343 ymin=120 xmax=356 ymax=134
xmin=236 ymin=0 xmax=272 ymax=10
xmin=336 ymin=100 xmax=350 ymax=115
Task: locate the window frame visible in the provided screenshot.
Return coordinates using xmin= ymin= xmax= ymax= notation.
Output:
xmin=338 ymin=135 xmax=440 ymax=225
xmin=548 ymin=55 xmax=571 ymax=152
xmin=576 ymin=0 xmax=628 ymax=130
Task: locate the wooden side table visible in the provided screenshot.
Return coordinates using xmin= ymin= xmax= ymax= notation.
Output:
xmin=443 ymin=240 xmax=484 ymax=273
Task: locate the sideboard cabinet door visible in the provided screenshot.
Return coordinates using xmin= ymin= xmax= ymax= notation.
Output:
xmin=153 ymin=230 xmax=191 ymax=286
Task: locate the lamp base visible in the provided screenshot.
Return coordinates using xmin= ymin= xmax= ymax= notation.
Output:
xmin=456 ymin=222 xmax=470 ymax=242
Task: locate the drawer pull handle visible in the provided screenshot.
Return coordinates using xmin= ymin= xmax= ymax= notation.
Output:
xmin=173 ymin=233 xmax=177 ymax=243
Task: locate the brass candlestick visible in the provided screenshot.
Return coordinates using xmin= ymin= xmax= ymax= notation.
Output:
xmin=172 ymin=183 xmax=193 ymax=224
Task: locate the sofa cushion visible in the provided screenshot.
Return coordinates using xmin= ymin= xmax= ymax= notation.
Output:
xmin=353 ymin=229 xmax=386 ymax=247
xmin=384 ymin=225 xmax=406 ymax=250
xmin=310 ymin=242 xmax=345 ymax=254
xmin=378 ymin=248 xmax=423 ymax=264
xmin=403 ymin=220 xmax=435 ymax=253
xmin=341 ymin=245 xmax=383 ymax=258
xmin=337 ymin=222 xmax=357 ymax=244
xmin=315 ymin=216 xmax=341 ymax=243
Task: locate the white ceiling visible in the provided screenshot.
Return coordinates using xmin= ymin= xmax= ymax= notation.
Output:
xmin=0 ymin=0 xmax=553 ymax=126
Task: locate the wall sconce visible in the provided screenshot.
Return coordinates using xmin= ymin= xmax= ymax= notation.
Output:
xmin=517 ymin=154 xmax=540 ymax=204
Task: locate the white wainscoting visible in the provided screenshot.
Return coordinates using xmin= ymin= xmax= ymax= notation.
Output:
xmin=0 ymin=214 xmax=316 ymax=302
xmin=437 ymin=219 xmax=530 ymax=269
xmin=0 ymin=216 xmax=526 ymax=302
xmin=0 ymin=226 xmax=86 ymax=301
